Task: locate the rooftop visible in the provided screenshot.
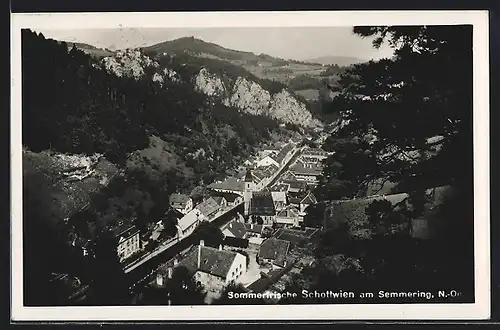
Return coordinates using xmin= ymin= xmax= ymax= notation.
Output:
xmin=300 ymin=192 xmax=318 ymax=205
xmin=245 ymin=223 xmax=264 ymax=234
xmin=302 ymin=147 xmax=330 ymax=156
xmin=287 ymin=180 xmax=308 ymax=190
xmin=177 ymin=245 xmax=239 ymax=279
xmin=271 ymin=191 xmax=287 ymax=203
xmin=272 ymin=143 xmax=294 ymax=164
xmin=222 ymin=220 xmax=248 ymax=239
xmin=250 ymin=191 xmax=276 ymax=216
xmin=276 ymin=206 xmax=300 ymax=218
xmin=280 ymin=171 xmax=298 ymax=182
xmin=196 ymin=197 xmax=220 ymax=218
xmin=271 ymin=183 xmax=290 ymax=192
xmin=169 ymin=193 xmax=191 ymax=206
xmin=259 ymin=238 xmax=291 ymax=268
xmin=212 ymin=196 xmax=225 ymax=205
xmin=209 ymin=191 xmax=242 ymax=203
xmin=208 ymin=177 xmax=245 ymax=192
xmin=290 ymin=163 xmax=323 ymax=176
xmin=177 ymin=208 xmax=202 ymax=232
xmin=111 ymin=223 xmax=139 ymax=240
xmin=325 ymin=185 xmax=454 ymax=239
xmin=164 ymin=208 xmax=184 ymax=221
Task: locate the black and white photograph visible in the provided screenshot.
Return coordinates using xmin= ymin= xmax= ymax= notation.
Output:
xmin=11 ymin=11 xmax=490 ymax=321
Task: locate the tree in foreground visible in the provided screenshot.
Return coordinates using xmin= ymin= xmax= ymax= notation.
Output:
xmin=165 ymin=266 xmax=206 ymax=305
xmin=89 ymin=227 xmax=130 ymax=305
xmin=311 ymin=25 xmax=474 ymax=300
xmin=320 ymin=25 xmax=472 ymax=200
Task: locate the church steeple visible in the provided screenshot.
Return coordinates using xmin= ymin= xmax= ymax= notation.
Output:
xmin=243 ymin=168 xmax=254 ymax=217
xmin=244 ymin=168 xmax=254 ymax=182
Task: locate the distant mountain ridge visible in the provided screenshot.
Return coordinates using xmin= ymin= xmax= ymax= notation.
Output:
xmin=142 ymin=36 xmax=301 ymax=66
xmin=304 ymin=56 xmax=366 ymax=66
xmin=59 ymin=40 xmax=116 ymax=58
xmin=143 ymin=36 xmax=256 ymax=61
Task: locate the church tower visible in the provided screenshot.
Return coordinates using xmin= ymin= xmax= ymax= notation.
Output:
xmin=243 ymin=168 xmax=255 ymax=217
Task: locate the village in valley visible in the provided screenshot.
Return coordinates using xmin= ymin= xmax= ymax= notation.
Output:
xmin=48 ymin=129 xmax=461 ymax=305
xmin=102 ymin=136 xmax=333 ymax=304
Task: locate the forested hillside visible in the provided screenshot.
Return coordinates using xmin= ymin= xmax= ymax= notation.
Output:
xmin=21 ymin=29 xmax=301 ymax=305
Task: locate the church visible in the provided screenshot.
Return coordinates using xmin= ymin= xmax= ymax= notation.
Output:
xmin=243 ymin=169 xmax=277 ymax=225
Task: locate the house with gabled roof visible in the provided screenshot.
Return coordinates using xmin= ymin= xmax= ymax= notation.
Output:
xmin=176 ymin=241 xmax=247 ymax=292
xmin=280 ymin=171 xmax=298 ymax=183
xmin=275 ymin=206 xmax=301 ymax=227
xmin=271 ymin=143 xmax=295 ymax=166
xmin=300 ymin=191 xmax=318 ymax=212
xmin=299 ymin=147 xmax=332 ymax=164
xmin=323 ymin=185 xmax=455 ymax=239
xmin=211 ymin=196 xmax=228 ymax=209
xmin=256 ymin=155 xmax=280 ymax=168
xmin=271 ymin=191 xmax=287 ymax=212
xmin=222 ymin=219 xmax=248 ymax=239
xmin=209 ymin=191 xmax=243 ymax=207
xmin=207 ymin=177 xmax=245 ymax=195
xmin=111 ymin=223 xmax=141 ymax=263
xmin=271 ymin=183 xmax=290 ymax=193
xmin=169 ymin=193 xmax=193 ymax=215
xmin=287 ymin=180 xmax=308 ymax=194
xmin=258 ymin=238 xmax=291 ymax=268
xmin=196 ymin=197 xmax=221 ymax=220
xmin=262 ymin=147 xmax=280 ymax=158
xmin=176 ymin=208 xmax=204 ymax=238
xmin=249 ymin=191 xmax=277 ymax=225
xmin=289 ymin=162 xmax=323 ymax=185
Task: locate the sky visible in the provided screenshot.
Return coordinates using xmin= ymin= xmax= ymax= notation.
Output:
xmin=33 ymin=27 xmax=394 ymax=61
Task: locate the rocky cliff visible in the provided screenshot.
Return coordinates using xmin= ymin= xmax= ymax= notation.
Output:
xmin=194 ymin=68 xmax=323 ymax=129
xmin=101 ymin=50 xmax=323 ymax=129
xmin=102 ymin=49 xmax=181 ymax=86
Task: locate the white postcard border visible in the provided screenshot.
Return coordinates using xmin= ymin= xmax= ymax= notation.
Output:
xmin=10 ymin=10 xmax=490 ymax=321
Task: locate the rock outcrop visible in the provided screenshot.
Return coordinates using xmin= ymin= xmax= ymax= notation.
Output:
xmin=102 ymin=50 xmax=180 ymax=86
xmin=194 ymin=68 xmax=323 ymax=128
xmin=194 ymin=68 xmax=226 ymax=97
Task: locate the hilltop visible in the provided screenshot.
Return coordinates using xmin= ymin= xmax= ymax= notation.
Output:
xmin=142 ymin=36 xmax=258 ymax=62
xmin=58 ymin=40 xmax=116 ymax=58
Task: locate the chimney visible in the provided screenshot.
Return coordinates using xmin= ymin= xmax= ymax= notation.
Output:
xmin=197 ymin=242 xmax=203 ymax=269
